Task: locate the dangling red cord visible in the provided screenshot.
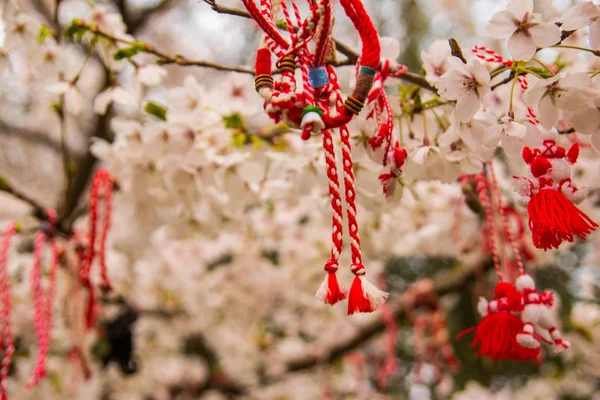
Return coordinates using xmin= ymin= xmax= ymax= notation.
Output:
xmin=0 ymin=222 xmax=17 ymax=400
xmin=457 ymin=170 xmax=540 ymax=362
xmin=27 ymin=209 xmax=60 ymax=389
xmin=342 ymin=125 xmax=389 ymax=314
xmin=81 ymin=169 xmax=114 ymax=330
xmin=315 ymin=130 xmax=348 ymax=305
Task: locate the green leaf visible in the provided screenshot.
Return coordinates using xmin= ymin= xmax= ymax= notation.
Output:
xmin=144 ymin=101 xmax=168 ymax=121
xmin=63 ymin=19 xmax=87 ymax=42
xmin=51 ymin=101 xmax=63 ymax=115
xmin=275 ymin=20 xmax=288 ymax=30
xmin=113 ymin=41 xmax=149 ymax=60
xmin=37 ymin=25 xmax=56 ymax=44
xmin=527 ymin=67 xmax=554 ymax=79
xmin=0 ymin=175 xmax=9 ymax=191
xmin=231 ymin=131 xmax=248 ymax=148
xmin=223 ymin=112 xmax=244 ymax=130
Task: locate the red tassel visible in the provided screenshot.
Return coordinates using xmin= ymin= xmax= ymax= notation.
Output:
xmin=326 ymin=273 xmax=347 ymax=305
xmin=457 ymin=312 xmax=540 ymax=362
xmin=567 ymin=143 xmax=580 ymax=164
xmin=316 ymin=260 xmax=347 ymax=305
xmin=347 ymin=273 xmax=388 ymax=314
xmin=527 ymin=188 xmax=598 ymax=250
xmin=348 ymin=276 xmax=373 ymax=314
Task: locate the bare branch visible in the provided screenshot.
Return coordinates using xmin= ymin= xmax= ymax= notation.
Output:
xmin=0 ymin=175 xmax=47 ymax=220
xmin=0 ymin=119 xmax=63 ymax=153
xmin=199 ymin=0 xmax=437 ymax=92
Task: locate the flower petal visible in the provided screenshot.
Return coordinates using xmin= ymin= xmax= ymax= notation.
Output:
xmin=508 ymin=0 xmax=533 ymax=19
xmin=508 ymin=32 xmax=537 ymax=60
xmin=486 ymin=10 xmax=518 ymax=38
xmin=483 ymin=125 xmax=503 ymax=148
xmin=538 ymin=93 xmax=559 ymax=130
xmin=530 ymin=23 xmax=561 ymax=48
xmin=501 ymin=135 xmax=524 ymax=157
xmin=455 ymin=92 xmax=481 ymax=122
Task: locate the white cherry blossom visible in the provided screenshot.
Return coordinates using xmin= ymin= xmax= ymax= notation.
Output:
xmin=486 ymin=0 xmax=561 ymax=60
xmin=522 ymin=72 xmax=590 ymax=130
xmin=420 ymin=40 xmax=452 ymax=84
xmin=46 ymin=81 xmax=84 ymax=116
xmin=435 ymin=57 xmax=491 ymax=123
xmin=483 ymin=116 xmax=535 ymax=157
xmin=94 ymin=85 xmax=137 ymax=115
xmin=138 ymin=64 xmax=167 ymax=87
xmin=561 ymin=2 xmax=600 ymax=49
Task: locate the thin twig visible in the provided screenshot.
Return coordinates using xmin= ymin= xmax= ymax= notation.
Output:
xmin=199 ymin=0 xmax=437 ymax=92
xmin=492 ymin=71 xmax=516 ymax=91
xmin=0 ymin=119 xmax=63 ymax=152
xmin=0 ymin=176 xmax=47 ymax=220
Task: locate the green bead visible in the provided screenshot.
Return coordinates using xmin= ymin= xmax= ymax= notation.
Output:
xmin=359 ymin=66 xmax=377 ymax=76
xmin=301 ymin=105 xmax=323 ymax=117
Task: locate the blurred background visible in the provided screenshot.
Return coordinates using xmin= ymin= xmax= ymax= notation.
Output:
xmin=1 ymin=0 xmax=600 ymax=399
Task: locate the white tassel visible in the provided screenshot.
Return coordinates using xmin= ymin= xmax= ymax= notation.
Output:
xmin=315 ymin=275 xmax=330 ymax=302
xmin=360 ymin=276 xmax=389 ymax=310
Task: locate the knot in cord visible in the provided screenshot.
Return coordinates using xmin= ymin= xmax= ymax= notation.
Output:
xmin=324 ymin=259 xmax=339 ymax=273
xmin=351 ymin=263 xmax=365 ymax=276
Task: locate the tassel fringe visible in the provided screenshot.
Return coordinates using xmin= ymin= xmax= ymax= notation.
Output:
xmin=316 ymin=272 xmax=348 ymax=305
xmin=528 ymin=188 xmax=598 ymax=250
xmin=347 ymin=275 xmax=389 ymax=314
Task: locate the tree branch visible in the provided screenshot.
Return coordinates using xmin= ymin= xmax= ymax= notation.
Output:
xmin=0 ymin=175 xmax=47 ymax=220
xmin=0 ymin=119 xmax=63 ymax=153
xmin=199 ymin=0 xmax=437 ymax=92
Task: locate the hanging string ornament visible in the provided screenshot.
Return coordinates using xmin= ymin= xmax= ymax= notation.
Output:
xmin=62 ymin=233 xmax=93 ymax=385
xmin=458 ymin=165 xmax=570 ymax=361
xmin=0 ymin=222 xmax=18 ymax=400
xmin=80 ymin=169 xmax=114 ymax=329
xmin=404 ymin=279 xmax=459 ymax=382
xmin=27 ymin=209 xmax=60 ymax=388
xmin=514 ymin=139 xmax=598 ymax=250
xmin=245 ymin=0 xmax=406 ymax=313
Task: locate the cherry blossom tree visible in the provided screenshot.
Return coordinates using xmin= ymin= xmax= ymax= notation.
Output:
xmin=1 ymin=0 xmax=600 ymax=399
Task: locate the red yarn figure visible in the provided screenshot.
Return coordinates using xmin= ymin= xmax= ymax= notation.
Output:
xmin=459 ymin=165 xmax=569 ymax=362
xmin=514 ymin=139 xmax=598 ymax=250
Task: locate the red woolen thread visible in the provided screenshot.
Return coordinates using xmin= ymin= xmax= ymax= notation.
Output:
xmin=488 ymin=163 xmax=525 ymax=275
xmin=377 ymin=275 xmax=397 ymax=388
xmin=241 ymin=0 xmax=288 ymax=48
xmin=81 ymin=169 xmax=114 ymax=330
xmin=472 ymin=46 xmax=513 ymax=66
xmin=476 ymin=171 xmax=503 ymax=281
xmin=313 ymin=0 xmax=333 ymax=67
xmin=0 ymin=222 xmax=17 ymax=400
xmin=341 ymin=125 xmax=388 ymax=314
xmin=316 ymin=129 xmax=347 ymax=305
xmin=255 ymin=48 xmax=272 ymax=76
xmin=27 ymin=209 xmax=58 ymax=389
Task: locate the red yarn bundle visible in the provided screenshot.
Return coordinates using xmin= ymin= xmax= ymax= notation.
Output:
xmin=458 ymin=311 xmax=540 ymax=362
xmin=528 ymin=188 xmax=598 ymax=251
xmin=518 ymin=141 xmax=598 ymax=251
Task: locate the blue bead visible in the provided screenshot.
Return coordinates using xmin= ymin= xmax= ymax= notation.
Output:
xmin=309 ymin=67 xmax=329 ymax=89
